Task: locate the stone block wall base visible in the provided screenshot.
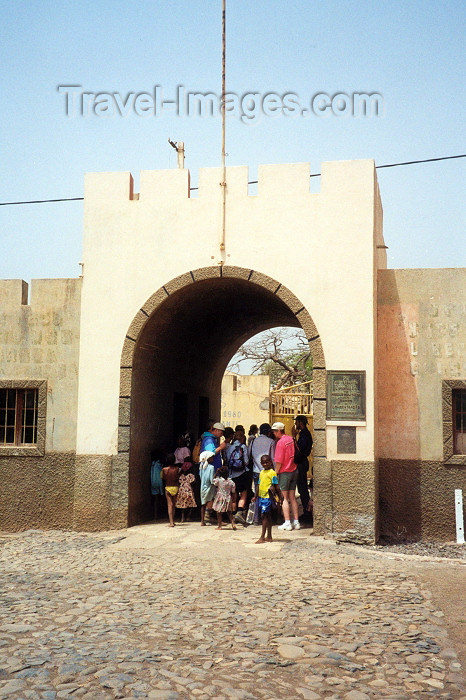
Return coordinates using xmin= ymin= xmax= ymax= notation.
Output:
xmin=72 ymin=455 xmax=113 ymax=531
xmin=312 ymin=458 xmax=332 ymax=537
xmin=379 ymin=458 xmax=466 ymax=542
xmin=109 ymin=509 xmax=128 ymax=530
xmin=313 ymin=459 xmax=378 ymax=544
xmin=111 ymin=454 xmax=129 ymax=527
xmin=0 ymin=453 xmax=76 ymax=532
xmin=330 ymin=514 xmax=377 ymax=545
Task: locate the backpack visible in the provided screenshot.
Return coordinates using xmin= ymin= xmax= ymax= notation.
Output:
xmin=192 ymin=437 xmax=202 ymax=463
xmin=228 ymin=443 xmax=245 ymax=471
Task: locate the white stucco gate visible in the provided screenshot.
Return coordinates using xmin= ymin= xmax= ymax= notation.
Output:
xmin=72 ymin=160 xmax=384 ymax=542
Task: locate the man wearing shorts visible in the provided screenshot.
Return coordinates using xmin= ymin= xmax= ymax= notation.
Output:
xmin=272 ymin=421 xmax=300 ymax=531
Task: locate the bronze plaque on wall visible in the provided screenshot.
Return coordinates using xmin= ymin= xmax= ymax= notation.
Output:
xmin=327 ymin=371 xmax=366 ymax=420
xmin=337 ymin=426 xmax=356 ymax=453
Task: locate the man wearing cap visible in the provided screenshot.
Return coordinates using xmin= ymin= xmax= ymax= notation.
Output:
xmin=272 ymin=421 xmax=300 ymax=531
xmin=200 ymin=421 xmax=225 ymax=472
xmin=292 ymin=415 xmax=313 ymax=519
xmin=250 ymin=423 xmax=275 ymax=487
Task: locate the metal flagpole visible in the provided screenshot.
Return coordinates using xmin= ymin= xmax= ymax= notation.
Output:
xmin=220 ymin=0 xmax=226 ymax=256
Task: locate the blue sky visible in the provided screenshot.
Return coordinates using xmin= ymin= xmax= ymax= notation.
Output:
xmin=0 ymin=0 xmax=464 ymax=282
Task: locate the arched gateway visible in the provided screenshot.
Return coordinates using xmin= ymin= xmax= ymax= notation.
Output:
xmin=118 ymin=267 xmax=326 ymax=528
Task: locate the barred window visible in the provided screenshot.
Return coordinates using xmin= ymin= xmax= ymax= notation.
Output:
xmin=443 ymin=380 xmax=466 ymax=465
xmin=0 ymin=388 xmax=38 ymax=446
xmin=453 ymin=389 xmax=466 ymax=455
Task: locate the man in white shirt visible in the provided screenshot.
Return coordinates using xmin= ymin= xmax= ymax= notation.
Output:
xmin=250 ymin=423 xmax=275 ymax=488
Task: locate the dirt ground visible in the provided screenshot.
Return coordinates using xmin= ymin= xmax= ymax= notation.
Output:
xmin=416 ymin=565 xmax=466 ymax=672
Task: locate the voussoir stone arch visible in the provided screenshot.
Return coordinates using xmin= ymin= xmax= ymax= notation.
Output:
xmin=119 ymin=264 xmax=326 ymax=400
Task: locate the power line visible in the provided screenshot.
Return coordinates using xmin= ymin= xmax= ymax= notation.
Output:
xmin=0 ymin=154 xmax=464 ymax=204
xmin=376 ymin=154 xmax=466 ymax=170
xmin=0 ymin=196 xmax=83 ymax=206
xmin=245 ymin=154 xmax=466 ymax=187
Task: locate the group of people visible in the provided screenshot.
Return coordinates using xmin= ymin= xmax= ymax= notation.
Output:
xmin=150 ymin=416 xmax=313 ymax=543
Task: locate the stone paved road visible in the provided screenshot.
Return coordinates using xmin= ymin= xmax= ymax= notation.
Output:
xmin=0 ymin=523 xmax=465 ymax=699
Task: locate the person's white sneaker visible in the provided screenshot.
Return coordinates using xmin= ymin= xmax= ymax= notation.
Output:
xmin=278 ymin=522 xmax=292 ymax=531
xmin=293 ymin=521 xmax=301 ymax=530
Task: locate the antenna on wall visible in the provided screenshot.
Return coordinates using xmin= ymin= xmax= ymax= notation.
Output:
xmin=168 ymin=138 xmax=185 ymax=169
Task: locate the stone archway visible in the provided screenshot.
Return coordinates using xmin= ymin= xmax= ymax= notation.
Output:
xmin=112 ymin=266 xmax=327 ymax=529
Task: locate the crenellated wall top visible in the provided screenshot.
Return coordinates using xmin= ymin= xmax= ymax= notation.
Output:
xmin=83 ymin=160 xmax=378 ymax=207
xmin=0 ymin=278 xmax=81 ymax=311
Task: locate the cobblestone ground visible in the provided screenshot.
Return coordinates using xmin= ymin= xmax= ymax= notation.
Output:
xmin=0 ymin=523 xmax=465 ymax=700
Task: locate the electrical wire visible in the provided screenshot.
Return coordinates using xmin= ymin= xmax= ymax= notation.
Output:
xmin=0 ymin=154 xmax=464 ymax=204
xmin=0 ymin=197 xmax=84 ymax=206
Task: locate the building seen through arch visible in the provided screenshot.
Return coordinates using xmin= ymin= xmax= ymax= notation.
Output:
xmin=0 ymin=160 xmax=464 ymax=542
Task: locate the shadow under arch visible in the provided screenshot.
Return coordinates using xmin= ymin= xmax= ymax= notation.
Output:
xmin=116 ymin=266 xmax=326 ymax=527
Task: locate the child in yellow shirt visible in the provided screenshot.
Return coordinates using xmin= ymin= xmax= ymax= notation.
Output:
xmin=252 ymin=454 xmax=283 ymax=543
